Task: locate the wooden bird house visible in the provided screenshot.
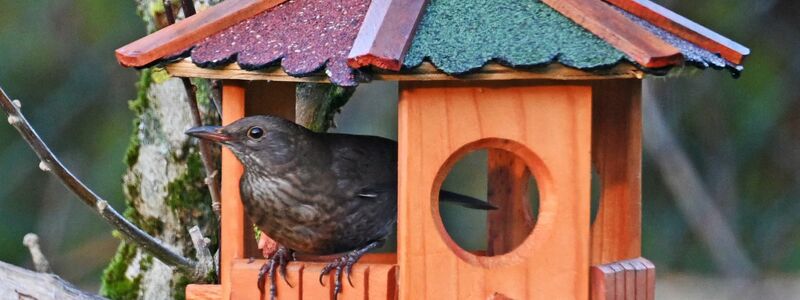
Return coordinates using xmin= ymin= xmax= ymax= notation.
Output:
xmin=116 ymin=0 xmax=748 ymax=299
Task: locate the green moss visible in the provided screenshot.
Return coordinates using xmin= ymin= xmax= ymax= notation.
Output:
xmin=101 ymin=243 xmax=142 ymax=300
xmin=166 ymin=152 xmax=209 ymax=212
xmin=307 ymin=85 xmax=356 ymax=133
xmin=124 ymin=69 xmax=153 ymax=167
xmin=404 ymin=0 xmax=626 ymax=73
xmin=124 ymin=207 xmax=165 ymax=235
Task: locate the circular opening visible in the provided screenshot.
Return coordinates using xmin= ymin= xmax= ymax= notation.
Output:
xmin=437 ymin=148 xmax=540 ymax=257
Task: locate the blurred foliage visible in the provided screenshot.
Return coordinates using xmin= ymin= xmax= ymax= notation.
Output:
xmin=0 ymin=0 xmax=142 ymax=290
xmin=0 ymin=0 xmax=797 ymax=293
xmin=641 ymin=0 xmax=800 ymax=274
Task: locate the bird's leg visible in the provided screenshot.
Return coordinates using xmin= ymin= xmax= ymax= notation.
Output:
xmin=257 ymin=246 xmax=295 ymax=300
xmin=319 ymin=240 xmax=384 ymax=299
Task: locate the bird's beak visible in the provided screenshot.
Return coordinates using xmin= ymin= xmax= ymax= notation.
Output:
xmin=185 ymin=126 xmax=231 ymax=143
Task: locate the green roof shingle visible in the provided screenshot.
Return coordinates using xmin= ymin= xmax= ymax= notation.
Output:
xmin=403 ymin=0 xmax=628 ymax=73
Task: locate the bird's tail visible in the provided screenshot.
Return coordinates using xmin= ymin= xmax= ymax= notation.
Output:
xmin=439 ymin=190 xmax=498 ymax=210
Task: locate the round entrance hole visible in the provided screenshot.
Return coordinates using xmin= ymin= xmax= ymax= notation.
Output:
xmin=437 ymin=148 xmax=540 ymax=257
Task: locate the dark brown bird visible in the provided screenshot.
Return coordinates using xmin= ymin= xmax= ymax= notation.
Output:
xmin=187 ymin=115 xmax=494 ymax=299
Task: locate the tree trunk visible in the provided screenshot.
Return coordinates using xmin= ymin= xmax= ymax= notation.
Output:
xmin=100 ymin=2 xmax=218 ymax=299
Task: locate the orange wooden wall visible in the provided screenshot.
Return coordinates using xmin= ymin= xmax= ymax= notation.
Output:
xmin=398 ymin=81 xmax=593 ymax=299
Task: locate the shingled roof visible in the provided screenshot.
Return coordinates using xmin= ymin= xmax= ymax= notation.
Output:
xmin=116 ymin=0 xmax=750 ymax=86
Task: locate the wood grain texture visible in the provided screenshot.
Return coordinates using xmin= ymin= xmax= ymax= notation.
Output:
xmin=398 ymin=81 xmax=592 ymax=299
xmin=589 ymin=257 xmax=655 ymax=300
xmin=590 ymin=80 xmax=642 ymax=265
xmin=115 ymin=0 xmax=287 ymax=67
xmin=604 ymin=0 xmax=749 ymax=64
xmin=166 ymin=59 xmax=645 ymax=82
xmin=224 ymin=256 xmax=395 ymax=299
xmin=487 ymin=149 xmax=535 ymax=256
xmin=347 ymin=0 xmax=430 ymax=70
xmin=185 ymin=284 xmax=221 ymax=300
xmin=540 ymin=0 xmax=683 ymax=68
xmin=220 ymin=82 xmax=247 ymax=300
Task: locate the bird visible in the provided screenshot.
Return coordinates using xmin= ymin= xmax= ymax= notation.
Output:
xmin=186 ymin=115 xmax=495 ymax=299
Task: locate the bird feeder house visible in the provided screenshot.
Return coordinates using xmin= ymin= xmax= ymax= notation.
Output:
xmin=116 ymin=0 xmax=748 ymax=299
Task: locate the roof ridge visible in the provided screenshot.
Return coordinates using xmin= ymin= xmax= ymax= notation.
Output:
xmin=116 ymin=0 xmax=288 ymax=68
xmin=540 ymin=0 xmax=684 ymax=69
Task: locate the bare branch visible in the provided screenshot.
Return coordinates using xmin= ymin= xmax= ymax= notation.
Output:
xmin=0 ymin=260 xmax=105 ymax=300
xmin=188 ymin=226 xmax=214 ymax=279
xmin=182 ymin=78 xmax=223 ymax=218
xmin=642 ymin=82 xmax=758 ymax=278
xmin=0 ymin=85 xmax=204 ymax=278
xmin=22 ymin=233 xmax=51 ymax=273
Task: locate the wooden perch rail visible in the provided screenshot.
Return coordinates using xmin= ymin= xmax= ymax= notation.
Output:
xmin=0 ymin=85 xmax=211 ymax=280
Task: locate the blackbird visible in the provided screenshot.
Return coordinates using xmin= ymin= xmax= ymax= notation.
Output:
xmin=187 ymin=115 xmax=495 ymax=299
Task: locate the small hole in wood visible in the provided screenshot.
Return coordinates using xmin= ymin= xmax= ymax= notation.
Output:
xmin=438 ymin=148 xmax=540 ymax=257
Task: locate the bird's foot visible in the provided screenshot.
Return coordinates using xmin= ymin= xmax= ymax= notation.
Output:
xmin=319 ymin=240 xmax=384 ymax=299
xmin=257 ymin=246 xmax=295 ymax=300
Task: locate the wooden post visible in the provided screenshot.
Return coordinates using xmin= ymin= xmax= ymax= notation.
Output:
xmin=220 ymin=81 xmax=246 ymax=300
xmin=398 ymin=81 xmax=592 ymax=299
xmin=590 ymin=79 xmax=643 ymax=265
xmin=487 ymin=149 xmax=535 ymax=255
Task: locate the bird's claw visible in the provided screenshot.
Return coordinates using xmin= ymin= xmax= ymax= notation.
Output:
xmin=257 ymin=246 xmax=294 ymax=300
xmin=318 ymin=240 xmax=383 ymax=299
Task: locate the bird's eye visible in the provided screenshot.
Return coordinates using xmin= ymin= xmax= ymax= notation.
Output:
xmin=247 ymin=127 xmax=264 ymax=139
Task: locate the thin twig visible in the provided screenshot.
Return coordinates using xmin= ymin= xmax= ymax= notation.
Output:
xmin=163 ymin=0 xmax=176 ymax=24
xmin=181 ymin=79 xmax=222 ymax=218
xmin=181 ymin=0 xmax=197 ymax=17
xmin=163 ymin=2 xmax=223 ymax=218
xmin=0 ymin=85 xmax=205 ymax=278
xmin=22 ymin=233 xmax=51 ymax=273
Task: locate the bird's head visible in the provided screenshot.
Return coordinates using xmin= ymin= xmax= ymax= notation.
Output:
xmin=185 ymin=115 xmax=309 ymax=168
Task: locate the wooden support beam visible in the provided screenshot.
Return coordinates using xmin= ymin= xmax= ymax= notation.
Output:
xmin=590 ymin=79 xmax=642 ymax=265
xmin=116 ymin=0 xmax=288 ymax=67
xmin=220 ymin=81 xmax=247 ymax=300
xmin=347 ymin=0 xmax=430 ymax=70
xmin=186 ymin=284 xmax=222 ymax=300
xmin=541 ymin=0 xmax=683 ymax=69
xmin=589 ymin=257 xmax=655 ymax=300
xmin=486 ymin=149 xmax=535 ymax=256
xmin=166 ymin=59 xmax=645 ymax=82
xmin=604 ymin=0 xmax=749 ymax=64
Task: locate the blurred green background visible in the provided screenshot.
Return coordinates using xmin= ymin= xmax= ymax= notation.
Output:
xmin=0 ymin=0 xmax=798 ymax=297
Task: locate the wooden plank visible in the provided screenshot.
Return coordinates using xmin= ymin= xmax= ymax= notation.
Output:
xmin=590 ymin=80 xmax=642 ymax=265
xmin=221 ymin=81 xmax=247 ymax=300
xmin=620 ymin=261 xmax=636 ymax=300
xmin=631 ymin=260 xmax=647 ymax=300
xmin=339 ymin=264 xmax=369 ymax=300
xmin=276 ymin=263 xmax=303 ymax=300
xmin=589 ymin=265 xmax=616 ymax=300
xmin=227 ymin=256 xmax=395 ymax=300
xmin=166 ymin=59 xmax=645 ymax=82
xmin=604 ymin=0 xmax=749 ymax=64
xmin=487 ymin=149 xmax=535 ymax=256
xmin=115 ymin=0 xmax=288 ymax=67
xmin=347 ymin=0 xmax=430 ymax=71
xmin=540 ymin=0 xmax=683 ymax=68
xmin=186 ymin=284 xmax=222 ymax=300
xmin=368 ymin=264 xmax=398 ymax=300
xmin=303 ymin=264 xmax=333 ymax=300
xmin=589 ymin=258 xmax=655 ymax=300
xmin=398 ymin=81 xmax=592 ymax=299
